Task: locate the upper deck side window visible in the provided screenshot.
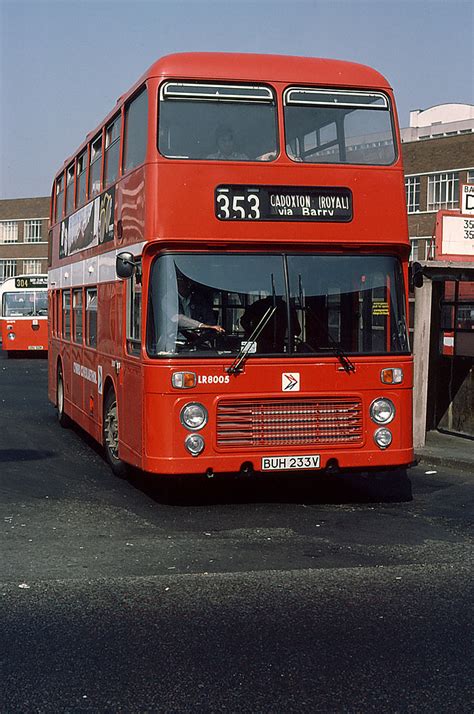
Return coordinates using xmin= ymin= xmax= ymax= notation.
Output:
xmin=158 ymin=82 xmax=278 ymax=162
xmin=65 ymin=163 xmax=75 ymax=215
xmin=76 ymin=150 xmax=87 ymax=208
xmin=104 ymin=114 xmax=121 ymax=187
xmin=55 ymin=174 xmax=64 ymax=222
xmin=123 ymin=87 xmax=148 ymax=173
xmin=89 ymin=133 xmax=103 ymax=198
xmin=283 ymin=87 xmax=396 ymax=165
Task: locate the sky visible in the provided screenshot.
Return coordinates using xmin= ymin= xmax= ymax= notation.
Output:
xmin=0 ymin=0 xmax=472 ymax=199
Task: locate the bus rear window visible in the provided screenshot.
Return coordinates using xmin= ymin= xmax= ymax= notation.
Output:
xmin=284 ymin=87 xmax=396 ymax=165
xmin=158 ymin=82 xmax=278 ymax=161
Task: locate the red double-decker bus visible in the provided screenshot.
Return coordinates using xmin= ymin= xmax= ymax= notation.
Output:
xmin=1 ymin=275 xmax=48 ymax=354
xmin=48 ymin=52 xmax=413 ymax=480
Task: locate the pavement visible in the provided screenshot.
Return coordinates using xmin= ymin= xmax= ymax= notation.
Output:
xmin=415 ymin=429 xmax=474 ymax=473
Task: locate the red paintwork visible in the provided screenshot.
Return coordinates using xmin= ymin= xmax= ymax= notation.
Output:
xmin=48 ymin=53 xmax=413 ymax=476
xmin=1 ymin=318 xmax=47 ymax=353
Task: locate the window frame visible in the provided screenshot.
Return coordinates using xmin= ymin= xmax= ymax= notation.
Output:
xmin=23 ymin=259 xmax=42 ymax=275
xmin=104 ymin=113 xmax=122 ymax=187
xmin=76 ymin=150 xmax=87 ymax=208
xmin=0 ymin=221 xmax=19 ymax=244
xmin=55 ymin=174 xmax=65 ymax=222
xmin=123 ymin=86 xmax=148 ymax=174
xmin=88 ymin=133 xmax=103 ymax=199
xmin=405 ymin=176 xmax=421 ymax=214
xmin=24 ymin=219 xmax=43 ymax=243
xmin=85 ymin=287 xmax=98 ymax=349
xmin=62 ymin=289 xmax=71 ymax=340
xmin=427 ymin=172 xmax=460 ymax=211
xmin=72 ymin=288 xmax=84 ymax=344
xmin=283 ymin=86 xmax=397 ymax=166
xmin=126 ymin=260 xmax=142 ymax=356
xmin=65 ymin=163 xmax=75 ymax=215
xmin=158 ymin=80 xmax=278 ymax=162
xmin=0 ymin=259 xmax=17 ymax=282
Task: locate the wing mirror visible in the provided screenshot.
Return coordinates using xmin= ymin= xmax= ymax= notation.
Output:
xmin=411 ymin=261 xmax=424 ymax=289
xmin=116 ymin=252 xmax=138 ymax=280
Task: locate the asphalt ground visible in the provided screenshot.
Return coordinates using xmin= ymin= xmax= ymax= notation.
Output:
xmin=1 ymin=352 xmax=473 ymax=712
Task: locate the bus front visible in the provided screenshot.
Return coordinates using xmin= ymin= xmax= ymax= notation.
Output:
xmin=135 ymin=57 xmax=413 ymax=478
xmin=0 ymin=275 xmax=48 ymax=353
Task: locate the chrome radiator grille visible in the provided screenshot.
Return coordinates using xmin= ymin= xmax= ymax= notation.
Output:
xmin=216 ymin=398 xmax=363 ymax=448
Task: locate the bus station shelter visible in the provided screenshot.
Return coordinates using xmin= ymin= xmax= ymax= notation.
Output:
xmin=412 ymin=260 xmax=474 ymax=448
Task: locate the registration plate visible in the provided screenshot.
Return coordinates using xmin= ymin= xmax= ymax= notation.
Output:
xmin=261 ymin=454 xmax=321 ymax=471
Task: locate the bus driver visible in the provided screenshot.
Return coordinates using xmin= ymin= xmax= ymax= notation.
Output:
xmin=175 ymin=273 xmax=224 ymax=334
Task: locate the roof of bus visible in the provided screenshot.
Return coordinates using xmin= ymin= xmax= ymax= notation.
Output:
xmin=145 ymin=52 xmax=392 ymax=89
xmin=55 ymin=52 xmax=392 ymax=178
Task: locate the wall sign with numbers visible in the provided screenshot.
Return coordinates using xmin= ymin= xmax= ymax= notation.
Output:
xmin=215 ymin=185 xmax=352 ymax=222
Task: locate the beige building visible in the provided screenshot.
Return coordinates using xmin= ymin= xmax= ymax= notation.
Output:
xmin=0 ymin=197 xmax=50 ymax=283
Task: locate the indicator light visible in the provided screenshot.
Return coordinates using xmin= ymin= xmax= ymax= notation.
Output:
xmin=381 ymin=368 xmax=403 ymax=384
xmin=172 ymin=371 xmax=197 ymax=388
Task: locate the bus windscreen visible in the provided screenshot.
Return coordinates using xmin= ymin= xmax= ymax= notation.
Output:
xmin=2 ymin=290 xmax=48 ymax=317
xmin=147 ymin=254 xmax=409 ymax=357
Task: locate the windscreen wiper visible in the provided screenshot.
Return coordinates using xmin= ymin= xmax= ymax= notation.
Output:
xmin=304 ymin=304 xmax=355 ymax=373
xmin=297 ymin=276 xmax=355 ymax=374
xmin=227 ymin=305 xmax=277 ymax=375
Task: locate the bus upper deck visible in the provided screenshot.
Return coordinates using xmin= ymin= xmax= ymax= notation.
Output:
xmin=50 ymin=53 xmax=407 ymax=257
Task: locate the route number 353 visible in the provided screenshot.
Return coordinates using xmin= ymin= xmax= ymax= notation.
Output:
xmin=216 ymin=192 xmax=261 ymax=220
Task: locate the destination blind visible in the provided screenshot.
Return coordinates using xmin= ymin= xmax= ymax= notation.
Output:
xmin=215 ymin=185 xmax=352 ymax=222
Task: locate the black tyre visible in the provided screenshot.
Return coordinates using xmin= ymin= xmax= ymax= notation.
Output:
xmin=103 ymin=389 xmax=129 ymax=478
xmin=57 ymin=366 xmax=71 ymax=428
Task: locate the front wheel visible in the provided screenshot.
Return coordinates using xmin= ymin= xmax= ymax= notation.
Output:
xmin=103 ymin=389 xmax=129 ymax=478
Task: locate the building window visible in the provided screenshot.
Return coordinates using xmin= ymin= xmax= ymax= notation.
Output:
xmin=467 ymin=170 xmax=474 ymax=184
xmin=405 ymin=176 xmax=420 ymax=213
xmin=409 ymin=239 xmax=419 ymax=262
xmin=24 ymin=219 xmax=43 ymax=242
xmin=427 ymin=172 xmax=459 ymax=211
xmin=23 ymin=260 xmax=42 ymax=275
xmin=0 ymin=221 xmax=19 ymax=243
xmin=0 ymin=260 xmax=17 ymax=282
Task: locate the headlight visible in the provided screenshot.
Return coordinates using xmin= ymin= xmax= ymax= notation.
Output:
xmin=185 ymin=433 xmax=205 ymax=456
xmin=370 ymin=398 xmax=395 ymax=424
xmin=180 ymin=402 xmax=208 ymax=430
xmin=7 ymin=332 xmax=16 ymax=341
xmin=374 ymin=428 xmax=392 ymax=449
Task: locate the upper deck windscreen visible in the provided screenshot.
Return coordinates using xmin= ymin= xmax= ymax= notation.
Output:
xmin=158 ymin=82 xmax=278 ymax=161
xmin=284 ymin=88 xmax=396 ymax=165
